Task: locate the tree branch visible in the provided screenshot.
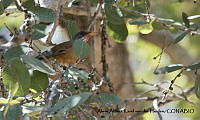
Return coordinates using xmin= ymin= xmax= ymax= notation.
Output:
xmin=140 ymin=30 xmax=197 ymax=81
xmin=128 ymin=87 xmax=195 ymax=119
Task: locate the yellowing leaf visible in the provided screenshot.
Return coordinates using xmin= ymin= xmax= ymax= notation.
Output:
xmin=139 ymin=23 xmax=153 ymax=34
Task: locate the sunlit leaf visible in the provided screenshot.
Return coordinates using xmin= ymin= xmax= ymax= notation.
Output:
xmin=169 ymin=26 xmax=178 ymax=33
xmin=173 ymin=30 xmax=191 ymax=44
xmin=21 ymin=55 xmax=55 ymax=75
xmin=3 ymin=59 xmax=31 ymax=96
xmin=30 ymin=70 xmax=49 ymax=93
xmin=73 ymin=39 xmax=90 ymax=59
xmin=127 ymin=23 xmax=139 ymax=34
xmin=48 ymin=92 xmax=92 ymax=116
xmin=0 ymin=97 xmax=23 ymax=105
xmin=139 ymin=23 xmax=153 ymax=34
xmin=154 ymin=64 xmax=183 ymax=74
xmin=182 ymin=12 xmax=190 ymax=28
xmin=0 ymin=13 xmax=24 ymax=29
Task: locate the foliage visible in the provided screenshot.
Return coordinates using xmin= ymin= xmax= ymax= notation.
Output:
xmin=0 ymin=0 xmax=200 ymax=119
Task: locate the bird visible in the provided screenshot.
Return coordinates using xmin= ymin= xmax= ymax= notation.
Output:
xmin=36 ymin=31 xmax=96 ymax=66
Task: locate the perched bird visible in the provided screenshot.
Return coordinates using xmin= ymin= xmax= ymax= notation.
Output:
xmin=36 ymin=31 xmax=96 ymax=66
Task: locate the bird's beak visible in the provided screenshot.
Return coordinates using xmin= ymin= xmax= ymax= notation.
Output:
xmin=86 ymin=32 xmax=97 ymax=38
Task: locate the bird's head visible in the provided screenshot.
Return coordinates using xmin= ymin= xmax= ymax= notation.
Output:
xmin=72 ymin=31 xmax=96 ymax=43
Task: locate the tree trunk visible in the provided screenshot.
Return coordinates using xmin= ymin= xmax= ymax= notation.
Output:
xmin=92 ymin=22 xmax=143 ymax=120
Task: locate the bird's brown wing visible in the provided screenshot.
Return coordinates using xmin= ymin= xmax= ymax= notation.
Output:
xmin=50 ymin=41 xmax=73 ymax=56
xmin=49 ymin=41 xmax=79 ymax=65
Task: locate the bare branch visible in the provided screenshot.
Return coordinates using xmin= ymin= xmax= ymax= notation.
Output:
xmin=140 ymin=30 xmax=197 ymax=81
xmin=128 ymin=87 xmax=195 ymax=119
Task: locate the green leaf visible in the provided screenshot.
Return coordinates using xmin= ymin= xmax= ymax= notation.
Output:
xmin=0 ymin=2 xmax=4 ymax=15
xmin=32 ymin=24 xmax=47 ymax=31
xmin=30 ymin=6 xmax=56 ymax=23
xmin=104 ymin=4 xmax=124 ymax=25
xmin=22 ymin=0 xmax=35 ymax=9
xmin=106 ymin=22 xmax=128 ymax=42
xmin=32 ymin=24 xmax=47 ymax=40
xmin=98 ymin=93 xmax=122 ymax=106
xmin=32 ymin=30 xmax=47 ymax=40
xmin=173 ymin=30 xmax=191 ymax=44
xmin=2 ymin=0 xmax=14 ymax=9
xmin=30 ymin=70 xmax=49 ymax=93
xmin=48 ymin=92 xmax=92 ymax=115
xmin=22 ymin=105 xmax=44 ymax=114
xmin=133 ymin=0 xmax=146 ymax=13
xmin=72 ymin=39 xmax=90 ymax=59
xmin=182 ymin=12 xmax=190 ymax=28
xmin=0 ymin=97 xmax=23 ymax=105
xmin=104 ymin=0 xmax=116 ymax=4
xmin=154 ymin=64 xmax=183 ymax=74
xmin=0 ymin=112 xmax=3 ymax=120
xmin=21 ymin=55 xmax=55 ymax=75
xmin=65 ymin=20 xmax=80 ymax=40
xmin=3 ymin=45 xmax=30 ymax=61
xmin=169 ymin=26 xmax=179 ymax=33
xmin=129 ymin=20 xmax=149 ymax=25
xmin=67 ymin=67 xmax=89 ymax=81
xmin=195 ymin=75 xmax=200 ymax=99
xmin=10 ymin=82 xmax=20 ymax=98
xmin=186 ymin=62 xmax=200 ymax=71
xmin=4 ymin=104 xmax=22 ymax=120
xmin=3 ymin=58 xmax=31 ymax=96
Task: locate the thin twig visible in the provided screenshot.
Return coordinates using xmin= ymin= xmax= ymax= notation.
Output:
xmin=87 ymin=3 xmax=102 ymax=31
xmin=129 ymin=87 xmax=195 ymax=119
